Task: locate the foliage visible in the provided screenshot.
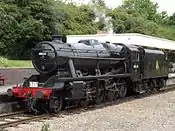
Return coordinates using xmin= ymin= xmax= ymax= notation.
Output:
xmin=0 ymin=0 xmax=175 ymax=60
xmin=122 ymin=0 xmax=159 ymax=21
xmin=53 ymin=1 xmax=98 ymax=35
xmin=168 ymin=13 xmax=175 ymax=25
xmin=0 ymin=0 xmax=55 ymax=59
xmin=111 ymin=0 xmax=175 ymax=40
xmin=40 ymin=123 xmax=50 ymax=131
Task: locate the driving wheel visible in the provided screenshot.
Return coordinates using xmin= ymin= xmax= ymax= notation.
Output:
xmin=94 ymin=90 xmax=104 ymax=105
xmin=118 ymin=84 xmax=127 ymax=98
xmin=79 ymin=99 xmax=89 ymax=108
xmin=106 ymin=91 xmax=116 ymax=101
xmin=49 ymin=95 xmax=63 ymax=113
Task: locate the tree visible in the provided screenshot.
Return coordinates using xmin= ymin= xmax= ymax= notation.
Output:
xmin=0 ymin=0 xmax=55 ymax=59
xmin=110 ymin=8 xmax=159 ymax=35
xmin=53 ymin=1 xmax=98 ymax=35
xmin=169 ymin=13 xmax=175 ymax=25
xmin=122 ymin=0 xmax=159 ymax=22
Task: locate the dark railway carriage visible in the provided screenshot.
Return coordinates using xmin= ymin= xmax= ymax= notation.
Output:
xmin=7 ymin=37 xmax=169 ymax=114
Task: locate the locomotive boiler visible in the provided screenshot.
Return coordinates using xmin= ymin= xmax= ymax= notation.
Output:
xmin=31 ymin=38 xmax=126 ymax=76
xmin=7 ymin=35 xmax=169 ymax=114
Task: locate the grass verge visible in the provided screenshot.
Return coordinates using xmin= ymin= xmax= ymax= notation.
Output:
xmin=0 ymin=57 xmax=33 ymax=68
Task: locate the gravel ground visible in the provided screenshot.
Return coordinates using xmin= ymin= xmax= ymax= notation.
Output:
xmin=5 ymin=90 xmax=175 ymax=131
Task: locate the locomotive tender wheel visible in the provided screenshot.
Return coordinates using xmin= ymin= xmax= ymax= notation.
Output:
xmin=149 ymin=81 xmax=156 ymax=92
xmin=155 ymin=85 xmax=161 ymax=91
xmin=156 ymin=79 xmax=164 ymax=91
xmin=49 ymin=95 xmax=63 ymax=113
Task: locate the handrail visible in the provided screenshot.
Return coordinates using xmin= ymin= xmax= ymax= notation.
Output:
xmin=65 ymin=56 xmax=126 ymax=61
xmin=56 ymin=48 xmax=108 ymax=54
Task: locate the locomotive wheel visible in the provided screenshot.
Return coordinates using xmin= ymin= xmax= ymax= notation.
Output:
xmin=118 ymin=84 xmax=127 ymax=98
xmin=149 ymin=81 xmax=155 ymax=92
xmin=94 ymin=83 xmax=105 ymax=104
xmin=156 ymin=80 xmax=164 ymax=91
xmin=49 ymin=95 xmax=63 ymax=113
xmin=79 ymin=99 xmax=89 ymax=108
xmin=106 ymin=91 xmax=116 ymax=101
xmin=155 ymin=86 xmax=161 ymax=91
xmin=94 ymin=90 xmax=104 ymax=105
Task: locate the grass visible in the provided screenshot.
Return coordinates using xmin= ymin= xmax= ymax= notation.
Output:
xmin=40 ymin=123 xmax=50 ymax=131
xmin=0 ymin=57 xmax=33 ymax=68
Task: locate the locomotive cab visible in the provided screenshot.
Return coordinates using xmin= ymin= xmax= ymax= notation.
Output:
xmin=130 ymin=48 xmax=141 ymax=81
xmin=124 ymin=45 xmax=141 ymax=81
xmin=112 ymin=43 xmax=141 ymax=81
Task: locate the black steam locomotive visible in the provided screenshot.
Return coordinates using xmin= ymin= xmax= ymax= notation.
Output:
xmin=8 ymin=36 xmax=169 ymax=113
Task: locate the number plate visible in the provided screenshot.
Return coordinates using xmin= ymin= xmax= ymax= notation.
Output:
xmin=39 ymin=52 xmax=47 ymax=56
xmin=29 ymin=82 xmax=38 ymax=87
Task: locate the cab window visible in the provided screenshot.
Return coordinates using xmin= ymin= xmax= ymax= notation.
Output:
xmin=132 ymin=51 xmax=139 ymax=62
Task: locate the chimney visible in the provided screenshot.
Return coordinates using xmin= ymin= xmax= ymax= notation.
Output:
xmin=52 ymin=35 xmax=62 ymax=41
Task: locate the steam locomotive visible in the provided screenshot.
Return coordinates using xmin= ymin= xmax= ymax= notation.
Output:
xmin=7 ymin=35 xmax=169 ymax=113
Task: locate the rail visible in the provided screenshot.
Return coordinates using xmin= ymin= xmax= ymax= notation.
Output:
xmin=0 ymin=114 xmax=50 ymax=129
xmin=0 ymin=111 xmax=26 ymax=119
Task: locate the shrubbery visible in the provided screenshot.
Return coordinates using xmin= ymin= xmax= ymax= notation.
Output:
xmin=0 ymin=0 xmax=174 ymax=59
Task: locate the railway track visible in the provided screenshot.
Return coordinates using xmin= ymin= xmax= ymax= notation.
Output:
xmin=0 ymin=112 xmax=51 ymax=130
xmin=0 ymin=111 xmax=26 ymax=119
xmin=0 ymin=84 xmax=175 ymax=130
